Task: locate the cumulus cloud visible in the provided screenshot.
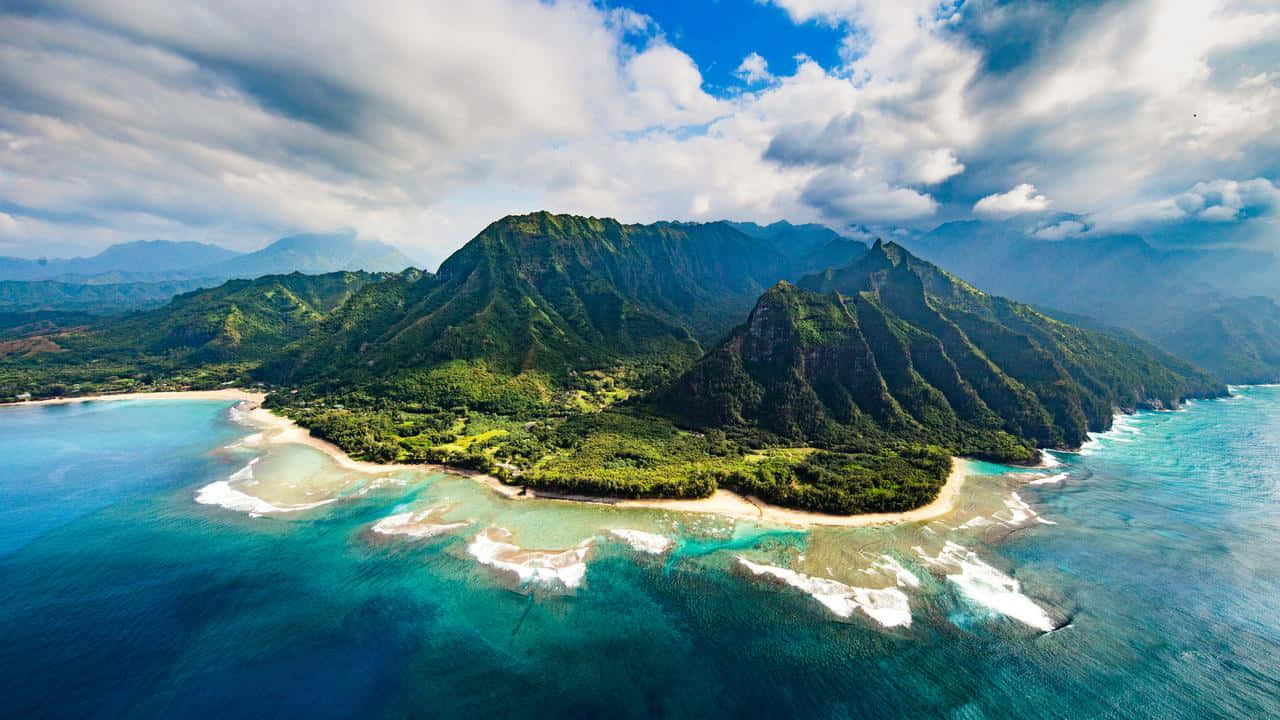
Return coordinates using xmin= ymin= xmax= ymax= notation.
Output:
xmin=735 ymin=52 xmax=774 ymax=85
xmin=0 ymin=0 xmax=729 ymax=261
xmin=801 ymin=169 xmax=939 ymax=222
xmin=974 ymin=184 xmax=1051 ymax=217
xmin=0 ymin=0 xmax=1277 ymax=260
xmin=1101 ymin=177 xmax=1280 ymax=230
xmin=1033 ymin=220 xmax=1087 ymax=241
xmin=1177 ymin=178 xmax=1280 ymax=221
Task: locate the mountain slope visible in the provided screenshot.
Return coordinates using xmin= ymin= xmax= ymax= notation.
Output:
xmin=0 ymin=271 xmax=383 ymax=397
xmin=275 ymin=212 xmax=866 ymax=386
xmin=660 ymin=241 xmax=1225 ymax=462
xmin=0 ymin=278 xmax=220 ymax=313
xmin=903 ymin=224 xmax=1280 ymax=383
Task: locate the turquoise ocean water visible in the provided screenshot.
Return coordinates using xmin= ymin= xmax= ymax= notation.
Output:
xmin=2 ymin=390 xmax=1279 ymax=718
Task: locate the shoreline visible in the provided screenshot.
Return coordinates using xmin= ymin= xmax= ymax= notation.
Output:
xmin=3 ymin=388 xmax=267 ymax=407
xmin=7 ymin=388 xmax=972 ymax=528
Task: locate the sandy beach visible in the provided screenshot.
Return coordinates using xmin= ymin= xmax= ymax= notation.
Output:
xmin=5 ymin=388 xmax=267 ymax=407
xmin=235 ymin=404 xmax=424 ymax=474
xmin=7 ymin=388 xmax=971 ymax=528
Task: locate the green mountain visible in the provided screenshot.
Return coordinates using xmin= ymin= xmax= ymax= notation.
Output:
xmin=0 ymin=271 xmax=383 ymax=397
xmin=662 ymin=241 xmax=1224 ymax=460
xmin=903 ymin=223 xmax=1280 ymax=383
xmin=272 ymin=212 xmax=866 ymax=387
xmin=0 ymin=278 xmax=220 ymax=314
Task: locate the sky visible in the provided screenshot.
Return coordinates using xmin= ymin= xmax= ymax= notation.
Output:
xmin=0 ymin=0 xmax=1277 ymax=266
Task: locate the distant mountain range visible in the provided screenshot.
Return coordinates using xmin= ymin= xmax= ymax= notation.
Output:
xmin=0 ymin=232 xmax=416 ymax=313
xmin=0 ymin=212 xmax=1227 ymax=515
xmin=902 ymin=221 xmax=1280 ymax=383
xmin=0 ymin=240 xmax=240 ymax=281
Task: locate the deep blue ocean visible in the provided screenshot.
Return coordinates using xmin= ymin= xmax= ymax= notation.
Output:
xmin=2 ymin=391 xmax=1279 ymax=719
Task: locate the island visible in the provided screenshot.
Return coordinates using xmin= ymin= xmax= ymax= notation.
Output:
xmin=0 ymin=213 xmax=1226 ymax=515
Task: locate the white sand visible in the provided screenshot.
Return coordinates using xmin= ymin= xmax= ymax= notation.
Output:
xmin=7 ymin=388 xmax=266 ymax=406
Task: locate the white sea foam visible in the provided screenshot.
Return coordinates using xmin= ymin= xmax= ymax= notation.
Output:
xmin=957 ymin=515 xmax=994 ymax=530
xmin=1037 ymin=451 xmax=1064 ymax=469
xmin=870 ymin=555 xmax=922 ymax=589
xmin=227 ymin=402 xmax=253 ymax=426
xmin=736 ymin=557 xmax=912 ymax=628
xmin=194 ymin=458 xmax=335 ymax=517
xmin=914 ymin=542 xmax=1055 ymax=632
xmin=994 ymin=492 xmax=1056 ymax=526
xmin=372 ymin=508 xmax=469 ymax=538
xmin=1112 ymin=415 xmax=1143 ymax=434
xmin=609 ymin=529 xmax=674 ymax=554
xmin=195 ymin=481 xmax=329 ymax=516
xmin=231 ymin=457 xmax=259 ymax=482
xmin=1027 ymin=472 xmax=1069 ymax=486
xmin=1080 ymin=413 xmax=1145 ymax=454
xmin=467 ymin=528 xmax=592 ymax=589
xmin=225 ymin=432 xmax=265 ymax=450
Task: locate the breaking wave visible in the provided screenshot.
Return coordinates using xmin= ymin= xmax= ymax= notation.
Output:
xmin=737 ymin=557 xmax=912 ymax=628
xmin=914 ymin=541 xmax=1056 ymax=632
xmin=468 ymin=528 xmax=592 ymax=589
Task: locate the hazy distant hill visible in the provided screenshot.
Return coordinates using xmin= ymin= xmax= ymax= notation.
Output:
xmin=0 ymin=278 xmax=219 ymax=314
xmin=903 ymin=222 xmax=1280 ymax=383
xmin=0 ymin=240 xmax=239 ymax=282
xmin=0 ymin=232 xmax=417 ymax=314
xmin=206 ymin=232 xmax=415 ymax=278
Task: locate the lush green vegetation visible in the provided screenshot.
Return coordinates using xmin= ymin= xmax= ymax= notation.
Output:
xmin=0 ymin=271 xmax=383 ymax=399
xmin=0 ymin=214 xmax=1231 ymax=515
xmin=0 ymin=278 xmax=220 ymax=314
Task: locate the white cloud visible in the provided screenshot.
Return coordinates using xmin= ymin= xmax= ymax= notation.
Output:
xmin=0 ymin=0 xmax=1277 ymax=260
xmin=974 ymin=184 xmax=1051 ymax=217
xmin=1178 ymin=178 xmax=1280 ymax=221
xmin=0 ymin=1 xmax=727 ymax=259
xmin=802 ymin=168 xmax=939 ymax=221
xmin=1033 ymin=220 xmax=1087 ymax=240
xmin=735 ymin=52 xmax=774 ymax=85
xmin=905 ymin=148 xmax=964 ymax=186
xmin=0 ymin=211 xmax=19 ymax=237
xmin=1101 ymin=177 xmax=1280 ymax=230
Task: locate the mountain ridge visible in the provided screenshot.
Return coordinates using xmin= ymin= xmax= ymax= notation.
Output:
xmin=659 ymin=240 xmax=1223 ymax=466
xmin=903 ymin=223 xmax=1280 ymax=383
